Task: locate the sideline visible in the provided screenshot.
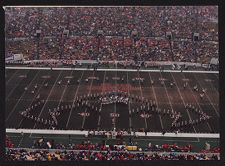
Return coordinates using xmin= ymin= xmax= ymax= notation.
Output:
xmin=6 ymin=128 xmax=219 ymax=138
xmin=6 ymin=66 xmax=219 ymax=74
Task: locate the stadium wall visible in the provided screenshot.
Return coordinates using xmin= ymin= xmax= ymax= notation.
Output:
xmin=6 ymin=129 xmax=219 ymax=138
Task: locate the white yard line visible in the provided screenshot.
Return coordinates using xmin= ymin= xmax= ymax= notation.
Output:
xmin=52 ymin=70 xmax=73 ymax=126
xmin=188 ymin=75 xmax=213 ymax=132
xmin=193 ymin=74 xmax=219 ymax=117
xmin=158 ymin=72 xmax=176 ymax=122
xmin=113 ymin=69 xmax=118 ymax=129
xmin=31 ymin=70 xmax=63 ymax=131
xmin=17 ymin=71 xmax=50 ymax=128
xmin=158 ymin=73 xmax=174 ymax=110
xmin=6 ymin=70 xmax=30 ymax=100
xmin=57 ymin=70 xmax=73 ymax=104
xmin=214 ymin=73 xmax=219 ymax=80
xmin=203 ymin=73 xmax=219 ymax=95
xmin=148 ymin=72 xmax=164 ymax=130
xmin=126 ymin=72 xmax=132 ymax=131
xmin=6 ymin=77 xmax=25 ymax=100
xmin=137 ymin=72 xmax=147 ymax=129
xmin=206 ymin=122 xmax=213 ymax=133
xmin=66 ymin=70 xmax=84 ymax=129
xmin=114 ymin=101 xmax=116 ymax=129
xmin=6 ymin=70 xmax=40 ymax=122
xmin=81 ymin=70 xmax=95 ymax=129
xmin=97 ymin=71 xmax=106 ymax=130
xmin=169 ymin=72 xmax=198 ymax=134
xmin=17 ymin=135 xmax=24 ymax=148
xmin=171 ymin=73 xmax=212 ymax=133
xmin=6 ymin=69 xmax=20 ymax=84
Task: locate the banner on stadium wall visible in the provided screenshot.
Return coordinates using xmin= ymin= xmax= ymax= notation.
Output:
xmin=5 ymin=56 xmax=14 ymax=62
xmin=14 ymin=54 xmax=24 ymax=61
xmin=126 ymin=146 xmax=138 ymax=151
xmin=210 ymin=58 xmax=219 ymax=65
xmin=5 ymin=54 xmax=24 ymax=62
xmin=72 ymin=60 xmax=98 ymax=64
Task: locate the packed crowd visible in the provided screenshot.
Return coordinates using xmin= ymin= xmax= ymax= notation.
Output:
xmin=5 ymin=149 xmax=220 ymax=161
xmin=200 ymin=147 xmax=220 ymax=153
xmin=5 ymin=7 xmax=218 ymax=39
xmin=6 ymin=135 xmax=14 ymax=148
xmin=6 ymin=137 xmax=220 ymax=161
xmin=5 ymin=6 xmax=218 ymax=63
xmin=5 ymin=132 xmax=219 ymax=161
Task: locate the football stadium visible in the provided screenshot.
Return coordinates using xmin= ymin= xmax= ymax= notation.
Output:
xmin=5 ymin=6 xmax=219 ymax=161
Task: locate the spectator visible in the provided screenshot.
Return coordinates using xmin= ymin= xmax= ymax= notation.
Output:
xmin=5 ymin=6 xmax=218 ymax=63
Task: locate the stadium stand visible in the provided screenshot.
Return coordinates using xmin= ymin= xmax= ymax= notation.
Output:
xmin=6 ymin=136 xmax=220 ymax=161
xmin=6 ymin=148 xmax=220 ymax=161
xmin=5 ymin=6 xmax=218 ymax=63
xmin=5 ymin=6 xmax=219 ymax=161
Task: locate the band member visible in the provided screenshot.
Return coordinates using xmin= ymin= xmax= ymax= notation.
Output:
xmin=163 ymin=109 xmax=166 ymax=115
xmin=44 ymin=82 xmax=48 ymax=87
xmin=202 ymin=88 xmax=206 ymax=93
xmin=200 ymin=93 xmax=204 ymax=99
xmin=183 ymin=82 xmax=187 ymax=89
xmin=193 ymin=85 xmax=198 ymax=92
xmin=57 ymin=80 xmax=62 ymax=85
xmin=36 ymin=94 xmax=40 ymax=99
xmin=150 ymin=80 xmax=154 ymax=85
